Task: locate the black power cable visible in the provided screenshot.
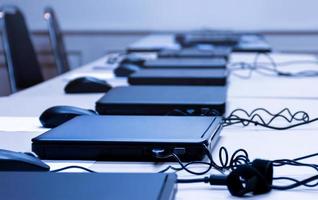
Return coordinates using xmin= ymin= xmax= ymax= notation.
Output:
xmin=176 ymin=147 xmax=318 ymax=196
xmin=228 ymin=52 xmax=318 ymax=78
xmin=164 ymin=107 xmax=317 ymax=130
xmin=157 ymin=146 xmax=250 ymax=175
xmin=156 ymin=144 xmax=221 ymax=175
xmin=50 ymin=165 xmax=96 ymax=173
xmin=223 ymin=107 xmax=317 ymax=130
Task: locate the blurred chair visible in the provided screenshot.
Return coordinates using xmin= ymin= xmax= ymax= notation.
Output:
xmin=44 ymin=7 xmax=70 ymax=74
xmin=0 ymin=6 xmax=44 ymax=93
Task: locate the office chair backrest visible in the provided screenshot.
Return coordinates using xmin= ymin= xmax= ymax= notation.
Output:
xmin=0 ymin=6 xmax=44 ymax=92
xmin=44 ymin=7 xmax=70 ymax=74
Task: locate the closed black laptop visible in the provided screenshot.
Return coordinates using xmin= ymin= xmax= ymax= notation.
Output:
xmin=143 ymin=58 xmax=227 ymax=69
xmin=158 ymin=47 xmax=231 ymax=59
xmin=176 ymin=33 xmax=271 ymax=52
xmin=32 ymin=115 xmax=222 ymax=161
xmin=0 ymin=172 xmax=176 ymax=200
xmin=95 ymin=86 xmax=227 ymax=116
xmin=177 ymin=34 xmax=240 ymax=47
xmin=233 ymin=35 xmax=272 ymax=52
xmin=128 ymin=69 xmax=227 ymax=86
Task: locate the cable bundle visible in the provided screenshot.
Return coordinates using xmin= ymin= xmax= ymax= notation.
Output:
xmin=223 ymin=108 xmax=317 ymax=130
xmin=172 ymin=146 xmax=318 ymax=197
xmin=157 ymin=145 xmax=250 ymax=175
xmin=228 ymin=53 xmax=318 ymax=78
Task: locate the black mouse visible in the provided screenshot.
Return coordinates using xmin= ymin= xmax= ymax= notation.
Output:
xmin=0 ymin=149 xmax=50 ymax=171
xmin=114 ymin=64 xmax=140 ymax=77
xmin=39 ymin=105 xmax=97 ymax=128
xmin=121 ymin=54 xmax=145 ymax=66
xmin=64 ymin=76 xmax=112 ymax=94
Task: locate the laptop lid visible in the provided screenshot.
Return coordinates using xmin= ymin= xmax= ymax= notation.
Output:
xmin=32 ymin=115 xmax=222 ymax=161
xmin=143 ymin=58 xmax=227 ymax=69
xmin=158 ymin=47 xmax=231 ymax=59
xmin=128 ymin=69 xmax=227 ymax=86
xmin=0 ymin=172 xmax=176 ymax=200
xmin=95 ymin=86 xmax=227 ymax=115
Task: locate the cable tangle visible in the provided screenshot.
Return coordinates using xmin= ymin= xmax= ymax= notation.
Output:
xmin=223 ymin=107 xmax=317 ymax=130
xmin=172 ymin=145 xmax=318 ymax=192
xmin=228 ymin=53 xmax=318 ymax=78
xmin=157 ymin=145 xmax=250 ymax=175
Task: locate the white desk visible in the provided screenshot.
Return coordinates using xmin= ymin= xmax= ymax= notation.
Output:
xmin=1 ymin=48 xmax=318 ymax=199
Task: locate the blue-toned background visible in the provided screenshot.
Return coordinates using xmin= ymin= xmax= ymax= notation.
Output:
xmin=2 ymin=0 xmax=318 ymax=31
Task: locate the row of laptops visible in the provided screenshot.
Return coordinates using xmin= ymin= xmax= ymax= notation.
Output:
xmin=31 ymin=30 xmax=270 ymax=166
xmin=23 ymin=31 xmax=270 ymax=200
xmin=32 ymin=38 xmax=231 ymax=162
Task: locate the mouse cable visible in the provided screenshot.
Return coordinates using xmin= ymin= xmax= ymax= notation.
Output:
xmin=223 ymin=107 xmax=317 ymax=130
xmin=50 ymin=165 xmax=97 ymax=173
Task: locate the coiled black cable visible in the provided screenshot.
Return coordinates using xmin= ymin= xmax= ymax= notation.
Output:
xmin=223 ymin=107 xmax=317 ymax=130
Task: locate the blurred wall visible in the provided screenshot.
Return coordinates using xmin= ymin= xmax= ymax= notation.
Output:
xmin=2 ymin=0 xmax=318 ymax=31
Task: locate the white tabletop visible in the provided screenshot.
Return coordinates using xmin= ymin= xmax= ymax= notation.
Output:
xmin=1 ymin=50 xmax=318 ymax=199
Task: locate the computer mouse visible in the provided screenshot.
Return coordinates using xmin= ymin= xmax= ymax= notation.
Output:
xmin=64 ymin=76 xmax=112 ymax=94
xmin=39 ymin=105 xmax=97 ymax=128
xmin=0 ymin=149 xmax=50 ymax=171
xmin=114 ymin=64 xmax=140 ymax=77
xmin=121 ymin=54 xmax=145 ymax=66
